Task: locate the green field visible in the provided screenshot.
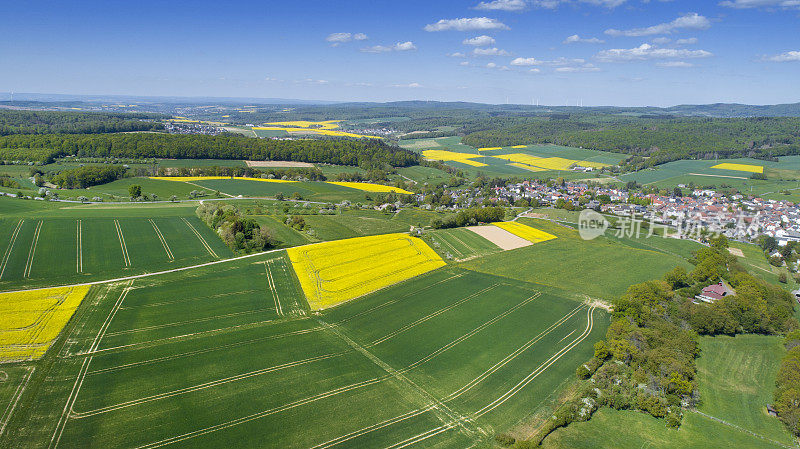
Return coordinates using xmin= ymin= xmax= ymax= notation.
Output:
xmin=303 ymin=210 xmax=411 ymax=241
xmin=189 ymin=179 xmax=368 ymax=202
xmin=542 ymin=334 xmax=794 ymax=449
xmin=0 ymin=197 xmax=232 ymax=291
xmin=620 ymin=157 xmax=800 ymax=199
xmin=460 ymin=218 xmax=692 ymax=300
xmin=425 ymin=228 xmax=501 ymax=261
xmin=2 ymin=258 xmax=607 ymax=448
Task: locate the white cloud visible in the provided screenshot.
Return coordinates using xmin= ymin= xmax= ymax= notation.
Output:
xmin=486 ymin=62 xmax=498 ymax=68
xmin=459 ymin=61 xmax=471 ymax=66
xmin=449 ymin=52 xmax=467 ymax=58
xmin=656 ymin=61 xmax=695 ymax=67
xmin=424 ymin=17 xmax=510 ymax=32
xmin=563 ymin=34 xmax=605 ymax=44
xmin=463 ymin=35 xmax=496 ymax=46
xmin=361 ymin=41 xmax=417 ymax=53
xmin=556 ymin=64 xmax=601 ymax=72
xmin=394 ymin=41 xmax=418 ymax=51
xmin=605 ymin=13 xmax=711 ymax=37
xmin=720 ymin=0 xmax=800 ymax=9
xmin=651 ymin=37 xmax=671 ymax=45
xmin=499 ymin=65 xmax=512 ymax=71
xmin=529 ymin=68 xmax=542 ymax=73
xmin=596 ymin=43 xmax=713 ymax=61
xmin=474 ymin=0 xmax=528 ymax=11
xmin=675 ymin=37 xmax=698 ymax=45
xmin=325 ymin=32 xmax=368 ymax=45
xmin=391 ymin=82 xmax=422 ymax=88
xmin=532 ymin=0 xmax=628 ymax=8
xmin=763 ymin=51 xmax=800 ymax=62
xmin=299 ymin=78 xmax=329 ymax=85
xmin=510 ymin=57 xmax=541 ymax=66
xmin=473 ymin=47 xmax=512 ymax=56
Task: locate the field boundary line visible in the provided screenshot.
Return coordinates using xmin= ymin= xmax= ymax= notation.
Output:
xmin=0 ymin=219 xmax=23 ymax=280
xmin=442 ymin=303 xmax=584 ymax=402
xmin=72 ymin=351 xmax=347 ymax=419
xmin=310 ymin=406 xmax=437 ymax=449
xmin=689 ymin=410 xmax=798 ymax=449
xmin=318 ymin=318 xmax=485 ymax=441
xmin=381 ymin=307 xmax=596 ymax=449
xmin=149 ymin=219 xmax=174 ymax=261
xmin=87 ymin=325 xmax=325 ymax=375
xmin=103 ymin=308 xmax=273 ymax=337
xmin=0 ymin=240 xmax=314 ymax=295
xmin=0 ymin=366 xmax=35 ymax=436
xmin=265 ymin=260 xmax=283 ymax=316
xmin=472 ymin=306 xmax=595 ymax=418
xmin=369 ymin=283 xmax=502 ymax=346
xmin=114 ymin=219 xmax=131 ymax=267
xmin=23 ymin=220 xmax=43 ymax=278
xmin=134 ymin=376 xmax=387 ymax=449
xmin=182 ymin=218 xmax=217 ymax=258
xmin=50 ymin=283 xmax=132 ymax=448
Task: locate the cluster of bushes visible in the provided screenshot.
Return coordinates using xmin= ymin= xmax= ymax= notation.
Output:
xmin=196 ymin=203 xmax=274 ymax=253
xmin=431 ymin=206 xmax=506 ymax=229
xmin=0 ymin=175 xmax=20 ymax=189
xmin=51 ymin=165 xmax=128 ymax=188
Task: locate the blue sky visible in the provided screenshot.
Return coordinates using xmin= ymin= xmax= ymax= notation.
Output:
xmin=1 ymin=0 xmax=798 ymax=106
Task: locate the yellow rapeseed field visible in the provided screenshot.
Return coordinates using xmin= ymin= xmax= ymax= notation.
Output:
xmin=477 ymin=147 xmax=503 ymax=152
xmin=508 ymin=162 xmax=546 ymax=172
xmin=511 ymin=145 xmax=528 ymax=149
xmin=493 ymin=221 xmax=557 ymax=244
xmin=492 ymin=153 xmax=608 ymax=171
xmin=422 ymin=150 xmax=487 ymax=167
xmin=287 ymin=234 xmax=446 ymax=310
xmin=264 ymin=120 xmax=342 ymax=130
xmin=0 ymin=285 xmax=91 ymax=362
xmin=327 ymin=182 xmax=412 ymax=194
xmin=711 ymin=163 xmax=764 ymax=173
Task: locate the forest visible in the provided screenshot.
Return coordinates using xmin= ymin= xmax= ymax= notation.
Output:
xmin=0 ymin=110 xmax=165 ymax=135
xmin=0 ymin=133 xmax=420 ymax=168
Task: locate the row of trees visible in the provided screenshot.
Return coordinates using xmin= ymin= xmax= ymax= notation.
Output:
xmin=0 ymin=133 xmax=420 ymax=168
xmin=0 ymin=110 xmax=164 ymax=135
xmin=50 ymin=165 xmax=128 ymax=188
xmin=431 ymin=206 xmax=506 ymax=229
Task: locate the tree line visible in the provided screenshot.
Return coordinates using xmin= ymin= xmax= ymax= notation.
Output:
xmin=0 ymin=133 xmax=420 ymax=168
xmin=0 ymin=110 xmax=164 ymax=135
xmin=50 ymin=165 xmax=128 ymax=189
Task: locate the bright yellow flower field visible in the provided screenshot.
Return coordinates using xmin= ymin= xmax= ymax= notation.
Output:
xmin=0 ymin=285 xmax=91 ymax=362
xmin=287 ymin=234 xmax=446 ymax=310
xmin=493 ymin=221 xmax=557 ymax=244
xmin=711 ymin=163 xmax=764 ymax=173
xmin=326 ymin=182 xmax=412 ymax=194
xmin=422 ymin=150 xmax=487 ymax=167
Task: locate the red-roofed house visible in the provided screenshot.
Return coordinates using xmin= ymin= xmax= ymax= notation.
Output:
xmin=696 ymin=282 xmax=734 ymax=303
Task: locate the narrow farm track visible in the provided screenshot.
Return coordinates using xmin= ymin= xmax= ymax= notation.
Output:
xmin=23 ymin=220 xmax=43 ymax=278
xmin=0 ymin=367 xmax=35 ymax=436
xmin=149 ymin=220 xmax=174 ymax=261
xmin=264 ymin=260 xmax=283 ymax=316
xmin=0 ymin=219 xmax=24 ymax=280
xmin=114 ymin=219 xmax=131 ymax=267
xmin=182 ymin=218 xmax=217 ymax=258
